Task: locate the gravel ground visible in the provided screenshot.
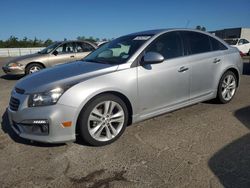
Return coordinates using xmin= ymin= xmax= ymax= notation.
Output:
xmin=1 ymin=57 xmax=250 ymax=188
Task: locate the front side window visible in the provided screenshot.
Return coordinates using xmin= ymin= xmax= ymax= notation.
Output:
xmin=38 ymin=42 xmax=62 ymax=54
xmin=84 ymin=35 xmax=152 ymax=64
xmin=145 ymin=32 xmax=183 ymax=59
xmin=55 ymin=42 xmax=75 ymax=54
xmin=183 ymin=31 xmax=211 ymax=55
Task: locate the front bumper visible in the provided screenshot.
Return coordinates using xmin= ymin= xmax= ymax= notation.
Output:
xmin=7 ymin=91 xmax=78 ymax=143
xmin=2 ymin=66 xmax=25 ymax=75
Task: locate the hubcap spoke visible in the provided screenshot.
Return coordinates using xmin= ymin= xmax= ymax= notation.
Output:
xmin=94 ymin=125 xmax=105 ymax=138
xmin=89 ymin=113 xmax=102 ymax=122
xmin=110 ymin=116 xmax=124 ymax=123
xmin=89 ymin=122 xmax=103 ymax=135
xmin=109 ymin=124 xmax=118 ymax=135
xmin=222 ymin=89 xmax=228 ymax=98
xmin=228 ymin=81 xmax=236 ymax=89
xmin=103 ymin=101 xmax=111 ymax=115
xmin=105 ymin=126 xmax=112 ymax=139
xmin=91 ymin=108 xmax=104 ymax=118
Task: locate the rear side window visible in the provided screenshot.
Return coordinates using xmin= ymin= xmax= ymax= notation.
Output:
xmin=146 ymin=31 xmax=183 ymax=59
xmin=182 ymin=31 xmax=211 ymax=55
xmin=209 ymin=37 xmax=227 ymax=51
xmin=76 ymin=42 xmax=95 ymax=52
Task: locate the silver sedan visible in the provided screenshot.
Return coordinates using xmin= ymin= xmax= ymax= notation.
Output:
xmin=8 ymin=29 xmax=242 ymax=146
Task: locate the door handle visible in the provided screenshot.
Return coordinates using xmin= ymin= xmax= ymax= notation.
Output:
xmin=178 ymin=66 xmax=189 ymax=72
xmin=70 ymin=55 xmax=75 ymax=58
xmin=213 ymin=58 xmax=221 ymax=64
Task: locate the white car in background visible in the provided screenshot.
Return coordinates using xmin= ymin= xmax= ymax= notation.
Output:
xmin=224 ymin=38 xmax=250 ymax=55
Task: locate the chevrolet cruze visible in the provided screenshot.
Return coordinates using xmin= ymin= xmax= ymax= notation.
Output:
xmin=8 ymin=29 xmax=242 ymax=146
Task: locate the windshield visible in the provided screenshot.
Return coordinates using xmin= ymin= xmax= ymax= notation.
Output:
xmin=84 ymin=35 xmax=152 ymax=64
xmin=38 ymin=42 xmax=62 ymax=54
xmin=224 ymin=39 xmax=238 ymax=45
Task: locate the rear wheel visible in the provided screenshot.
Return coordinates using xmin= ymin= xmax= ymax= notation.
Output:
xmin=25 ymin=63 xmax=44 ymax=75
xmin=78 ymin=94 xmax=128 ymax=146
xmin=216 ymin=71 xmax=237 ymax=104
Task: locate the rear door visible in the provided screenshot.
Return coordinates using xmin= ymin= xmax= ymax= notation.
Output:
xmin=180 ymin=31 xmax=226 ymax=100
xmin=74 ymin=42 xmax=96 ymax=60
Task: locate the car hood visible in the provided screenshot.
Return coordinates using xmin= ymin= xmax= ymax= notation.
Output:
xmin=6 ymin=53 xmax=44 ymax=64
xmin=15 ymin=61 xmax=118 ymax=93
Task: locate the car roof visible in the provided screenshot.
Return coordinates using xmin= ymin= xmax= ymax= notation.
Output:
xmin=54 ymin=40 xmax=97 ymax=47
xmin=126 ymin=28 xmax=211 ymax=36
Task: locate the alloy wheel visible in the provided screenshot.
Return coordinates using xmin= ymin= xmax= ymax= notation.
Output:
xmin=87 ymin=100 xmax=125 ymax=142
xmin=221 ymin=74 xmax=236 ymax=101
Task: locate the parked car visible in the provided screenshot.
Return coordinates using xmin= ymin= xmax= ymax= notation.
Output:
xmin=95 ymin=41 xmax=109 ymax=47
xmin=224 ymin=38 xmax=250 ymax=55
xmin=2 ymin=40 xmax=97 ymax=75
xmin=8 ymin=29 xmax=242 ymax=146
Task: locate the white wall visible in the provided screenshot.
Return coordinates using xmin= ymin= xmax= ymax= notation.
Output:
xmin=241 ymin=28 xmax=250 ymax=41
xmin=0 ymin=47 xmax=45 ymax=57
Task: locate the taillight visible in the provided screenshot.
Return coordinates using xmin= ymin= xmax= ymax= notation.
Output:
xmin=239 ymin=51 xmax=245 ymax=57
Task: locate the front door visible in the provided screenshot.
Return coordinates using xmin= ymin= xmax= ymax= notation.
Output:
xmin=49 ymin=42 xmax=76 ymax=66
xmin=137 ymin=31 xmax=190 ymax=117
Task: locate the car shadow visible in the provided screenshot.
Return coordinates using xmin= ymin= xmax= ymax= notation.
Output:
xmin=0 ymin=74 xmax=23 ymax=80
xmin=208 ymin=106 xmax=250 ymax=187
xmin=1 ymin=109 xmax=65 ymax=147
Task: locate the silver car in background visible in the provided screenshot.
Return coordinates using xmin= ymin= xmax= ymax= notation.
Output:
xmin=8 ymin=29 xmax=242 ymax=146
xmin=2 ymin=40 xmax=97 ymax=75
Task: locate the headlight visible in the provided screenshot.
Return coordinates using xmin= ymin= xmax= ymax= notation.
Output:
xmin=8 ymin=62 xmax=23 ymax=67
xmin=28 ymin=87 xmax=65 ymax=107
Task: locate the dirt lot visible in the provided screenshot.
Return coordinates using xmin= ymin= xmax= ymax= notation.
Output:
xmin=1 ymin=57 xmax=250 ymax=188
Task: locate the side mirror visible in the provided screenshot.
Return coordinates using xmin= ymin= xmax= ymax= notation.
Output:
xmin=141 ymin=52 xmax=164 ymax=65
xmin=52 ymin=50 xmax=58 ymax=56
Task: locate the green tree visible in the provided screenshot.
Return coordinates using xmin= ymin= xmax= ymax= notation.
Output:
xmin=44 ymin=39 xmax=53 ymax=46
xmin=77 ymin=36 xmax=86 ymax=41
xmin=196 ymin=25 xmax=206 ymax=31
xmin=196 ymin=25 xmax=201 ymax=30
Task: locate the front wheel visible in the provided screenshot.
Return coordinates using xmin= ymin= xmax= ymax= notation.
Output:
xmin=78 ymin=94 xmax=128 ymax=146
xmin=25 ymin=63 xmax=44 ymax=75
xmin=216 ymin=71 xmax=237 ymax=104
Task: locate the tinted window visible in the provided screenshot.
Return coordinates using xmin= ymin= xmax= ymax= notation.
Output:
xmin=75 ymin=42 xmax=95 ymax=52
xmin=82 ymin=43 xmax=95 ymax=52
xmin=243 ymin=39 xmax=249 ymax=44
xmin=209 ymin=37 xmax=227 ymax=51
xmin=146 ymin=32 xmax=183 ymax=59
xmin=183 ymin=31 xmax=211 ymax=55
xmin=55 ymin=42 xmax=74 ymax=54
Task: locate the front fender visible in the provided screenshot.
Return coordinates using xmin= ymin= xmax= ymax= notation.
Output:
xmin=58 ymin=67 xmax=138 ymax=126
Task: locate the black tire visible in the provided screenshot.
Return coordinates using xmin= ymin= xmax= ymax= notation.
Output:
xmin=77 ymin=94 xmax=128 ymax=146
xmin=216 ymin=71 xmax=237 ymax=104
xmin=25 ymin=63 xmax=44 ymax=75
